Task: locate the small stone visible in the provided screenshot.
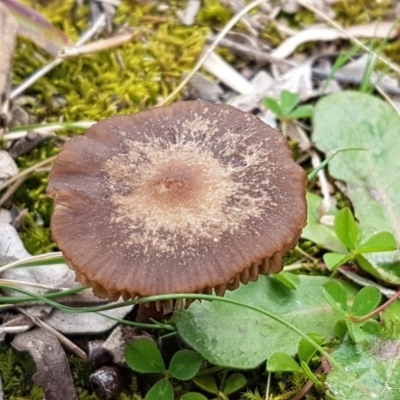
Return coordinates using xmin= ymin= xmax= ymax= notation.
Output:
xmin=90 ymin=366 xmax=126 ymax=400
xmin=0 ymin=150 xmax=18 ymax=184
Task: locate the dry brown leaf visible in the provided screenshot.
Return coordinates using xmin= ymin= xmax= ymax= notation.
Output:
xmin=272 ymin=21 xmax=399 ymax=59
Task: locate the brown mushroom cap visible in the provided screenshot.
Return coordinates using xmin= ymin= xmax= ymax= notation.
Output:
xmin=47 ymin=101 xmax=307 ymax=302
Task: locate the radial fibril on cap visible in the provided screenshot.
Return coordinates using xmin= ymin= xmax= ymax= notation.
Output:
xmin=47 ymin=100 xmax=307 ymax=308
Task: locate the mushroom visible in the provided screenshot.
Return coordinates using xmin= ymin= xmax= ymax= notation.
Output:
xmin=47 ymin=101 xmax=307 ymax=313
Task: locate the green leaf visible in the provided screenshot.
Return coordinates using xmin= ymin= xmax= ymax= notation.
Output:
xmin=346 ymin=320 xmax=366 ymax=343
xmin=362 ymin=319 xmax=382 ymax=335
xmin=355 ymin=254 xmax=380 ymax=277
xmin=280 ymin=90 xmax=300 ymax=115
xmin=181 ymin=393 xmax=208 ymax=400
xmin=223 ymin=373 xmax=247 ymax=395
xmin=192 ymin=374 xmax=218 ymax=394
xmin=298 ymin=334 xmax=325 ymax=364
xmin=287 ymin=105 xmax=314 ymax=120
xmin=300 ymin=361 xmax=321 ymax=385
xmin=381 ymin=301 xmax=400 ymax=339
xmin=175 ymin=276 xmax=355 ymax=368
xmin=313 ymin=91 xmax=400 ymax=283
xmin=325 ymin=390 xmax=337 ymax=400
xmin=307 ymin=148 xmax=368 ymax=182
xmin=351 ymin=286 xmax=381 ymax=317
xmin=357 ymin=231 xmax=397 ymax=253
xmin=358 ymin=252 xmax=400 ymax=285
xmin=125 ymin=339 xmax=165 ymax=373
xmin=322 ymin=281 xmax=348 ymax=313
xmin=145 ymin=379 xmax=174 ymax=400
xmin=327 ymin=334 xmax=400 ymax=398
xmin=168 ymin=350 xmax=203 ymax=380
xmin=322 ymin=45 xmax=361 ymax=94
xmin=272 ymin=271 xmax=300 ymax=289
xmin=263 ymin=97 xmax=282 ymax=117
xmin=334 ymin=208 xmax=358 ymax=249
xmin=323 ymin=252 xmax=351 ymax=270
xmin=334 ymin=319 xmax=348 ymax=339
xmin=301 ymin=193 xmax=347 ymax=253
xmin=267 ymin=352 xmax=302 ymax=372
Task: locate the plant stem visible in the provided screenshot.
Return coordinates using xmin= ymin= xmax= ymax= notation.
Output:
xmin=0 ymin=285 xmax=376 ymax=395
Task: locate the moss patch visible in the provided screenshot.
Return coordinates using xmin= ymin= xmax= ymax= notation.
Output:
xmin=333 ymin=0 xmax=393 ymax=26
xmin=0 ymin=342 xmax=43 ymax=399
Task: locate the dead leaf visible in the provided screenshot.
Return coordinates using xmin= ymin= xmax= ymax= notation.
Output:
xmin=2 ymin=0 xmax=73 ymax=56
xmin=184 ymin=72 xmax=223 ymax=103
xmin=272 ymin=21 xmax=399 ymax=59
xmin=58 ymin=29 xmax=136 ymax=58
xmin=8 ymin=131 xmax=56 ymax=159
xmin=202 ymin=49 xmax=255 ymax=94
xmin=0 ymin=223 xmax=134 ymax=334
xmin=0 ymin=3 xmax=18 ymax=109
xmin=229 ymin=61 xmax=314 ymax=112
xmin=177 ymin=0 xmax=201 ymax=25
xmin=12 ymin=328 xmax=77 ymax=400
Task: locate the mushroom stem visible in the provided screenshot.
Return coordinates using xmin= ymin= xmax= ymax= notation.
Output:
xmin=136 ymin=302 xmax=165 ymax=323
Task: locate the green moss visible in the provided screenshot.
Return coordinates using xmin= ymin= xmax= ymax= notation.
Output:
xmin=11 ymin=140 xmax=60 ymax=254
xmin=283 ymin=248 xmax=302 ymax=266
xmin=260 ymin=22 xmax=284 ymax=47
xmin=293 ymin=9 xmax=316 ymax=26
xmin=13 ymin=0 xmax=208 ymax=122
xmin=196 ymin=0 xmax=232 ymax=25
xmin=333 ymin=0 xmax=393 ymax=26
xmin=0 ymin=342 xmax=43 ymax=399
xmin=382 ymin=40 xmax=400 ymax=64
xmin=13 ymin=30 xmax=208 ymax=122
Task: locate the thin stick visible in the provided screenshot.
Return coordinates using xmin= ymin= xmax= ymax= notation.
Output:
xmin=0 ymin=251 xmax=63 ymax=274
xmin=0 ymin=279 xmax=70 ymax=291
xmin=292 ymin=366 xmax=323 ymax=400
xmin=10 ymin=14 xmax=107 ymax=99
xmin=298 ymin=0 xmax=400 ymax=75
xmin=311 ymin=151 xmax=332 ymax=214
xmin=0 ymin=176 xmax=25 ymax=207
xmin=157 ymin=0 xmax=268 ymax=107
xmin=292 ymin=123 xmax=332 ymax=214
xmin=0 ymin=155 xmax=56 ymax=193
xmin=295 ymin=246 xmax=318 ymax=263
xmin=265 ymin=371 xmax=271 ymax=400
xmin=17 ymin=307 xmax=87 ymax=359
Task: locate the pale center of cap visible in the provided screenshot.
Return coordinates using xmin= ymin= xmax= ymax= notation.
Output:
xmin=104 ymin=114 xmax=276 ymax=255
xmin=105 ymin=142 xmax=236 ymax=254
xmin=146 ymin=160 xmax=203 ymax=205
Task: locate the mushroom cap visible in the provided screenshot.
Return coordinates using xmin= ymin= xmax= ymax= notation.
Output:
xmin=47 ymin=101 xmax=307 ymax=300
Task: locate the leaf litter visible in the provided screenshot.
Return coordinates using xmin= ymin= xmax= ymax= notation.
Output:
xmin=0 ymin=0 xmax=400 ymax=399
